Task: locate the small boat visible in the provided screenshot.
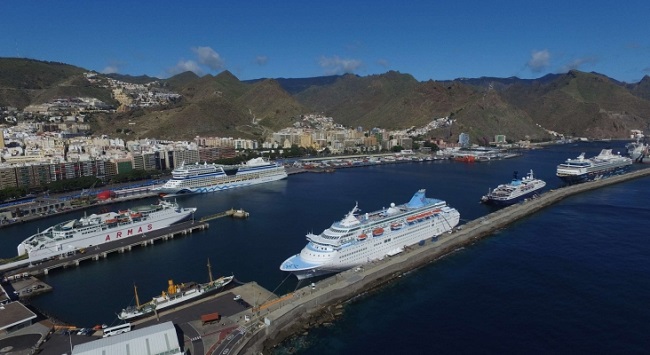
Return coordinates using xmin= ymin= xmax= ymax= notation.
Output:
xmin=357 ymin=233 xmax=367 ymax=241
xmin=372 ymin=228 xmax=384 ymax=237
xmin=390 ymin=223 xmax=403 ymax=231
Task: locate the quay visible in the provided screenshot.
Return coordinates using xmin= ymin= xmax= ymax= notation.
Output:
xmin=233 ymin=168 xmax=650 ymax=354
xmin=200 ymin=208 xmax=249 ymax=222
xmin=0 ymin=221 xmax=208 ymax=276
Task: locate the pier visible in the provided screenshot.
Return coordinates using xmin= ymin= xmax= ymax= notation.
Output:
xmin=200 ymin=208 xmax=249 ymax=222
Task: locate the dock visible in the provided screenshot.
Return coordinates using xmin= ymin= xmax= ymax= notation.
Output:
xmin=200 ymin=208 xmax=249 ymax=222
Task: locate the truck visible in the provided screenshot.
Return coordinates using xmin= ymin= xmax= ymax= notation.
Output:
xmin=201 ymin=312 xmax=221 ymax=325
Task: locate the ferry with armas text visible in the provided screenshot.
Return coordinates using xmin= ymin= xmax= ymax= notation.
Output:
xmin=154 ymin=157 xmax=287 ymax=195
xmin=481 ymin=170 xmax=546 ymax=205
xmin=556 ymin=149 xmax=632 ymax=184
xmin=118 ymin=269 xmax=234 ymax=321
xmin=280 ymin=189 xmax=460 ymax=280
xmin=17 ymin=200 xmax=196 ymax=263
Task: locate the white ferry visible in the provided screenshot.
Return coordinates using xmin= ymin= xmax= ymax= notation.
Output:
xmin=556 ymin=149 xmax=632 ymax=184
xmin=280 ymin=189 xmax=460 ymax=280
xmin=154 ymin=157 xmax=287 ymax=195
xmin=481 ymin=170 xmax=546 ymax=206
xmin=17 ymin=200 xmax=196 ymax=263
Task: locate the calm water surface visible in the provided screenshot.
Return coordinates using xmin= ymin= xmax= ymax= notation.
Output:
xmin=2 ymin=142 xmax=648 ymax=354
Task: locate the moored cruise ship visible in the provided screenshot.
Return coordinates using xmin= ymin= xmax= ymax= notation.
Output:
xmin=154 ymin=157 xmax=287 ymax=195
xmin=626 ymin=139 xmax=650 ymax=163
xmin=280 ymin=189 xmax=460 ymax=280
xmin=481 ymin=170 xmax=546 ymax=205
xmin=556 ymin=149 xmax=632 ymax=184
xmin=17 ymin=200 xmax=196 ymax=262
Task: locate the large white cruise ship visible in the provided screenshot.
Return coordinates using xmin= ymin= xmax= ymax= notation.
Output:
xmin=17 ymin=200 xmax=196 ymax=263
xmin=481 ymin=170 xmax=546 ymax=206
xmin=280 ymin=189 xmax=460 ymax=280
xmin=556 ymin=149 xmax=632 ymax=184
xmin=154 ymin=157 xmax=287 ymax=195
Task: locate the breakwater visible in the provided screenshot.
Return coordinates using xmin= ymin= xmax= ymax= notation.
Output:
xmin=237 ymin=168 xmax=650 ymax=354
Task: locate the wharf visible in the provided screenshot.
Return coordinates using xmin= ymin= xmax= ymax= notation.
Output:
xmin=235 ymin=168 xmax=650 ymax=354
xmin=200 ymin=208 xmax=249 ymax=222
xmin=0 ymin=221 xmax=208 ymax=276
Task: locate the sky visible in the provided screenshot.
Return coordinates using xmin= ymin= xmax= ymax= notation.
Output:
xmin=1 ymin=1 xmax=649 ymax=83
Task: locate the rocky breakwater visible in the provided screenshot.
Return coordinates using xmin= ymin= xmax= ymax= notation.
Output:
xmin=237 ymin=168 xmax=650 ymax=355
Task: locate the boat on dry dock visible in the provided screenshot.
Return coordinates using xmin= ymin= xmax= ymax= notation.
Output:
xmin=118 ymin=260 xmax=234 ymax=320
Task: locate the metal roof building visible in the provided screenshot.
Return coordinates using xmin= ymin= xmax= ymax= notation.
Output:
xmin=72 ymin=321 xmax=182 ymax=355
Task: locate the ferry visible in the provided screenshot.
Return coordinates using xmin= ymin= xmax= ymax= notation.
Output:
xmin=154 ymin=157 xmax=287 ymax=195
xmin=118 ymin=273 xmax=234 ymax=321
xmin=280 ymin=189 xmax=460 ymax=280
xmin=481 ymin=170 xmax=546 ymax=205
xmin=17 ymin=200 xmax=196 ymax=263
xmin=556 ymin=149 xmax=632 ymax=184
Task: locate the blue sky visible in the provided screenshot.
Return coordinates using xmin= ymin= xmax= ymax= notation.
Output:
xmin=1 ymin=1 xmax=649 ymax=83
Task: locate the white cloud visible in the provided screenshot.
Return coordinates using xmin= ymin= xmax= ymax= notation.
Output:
xmin=557 ymin=56 xmax=598 ymax=73
xmin=319 ymin=55 xmax=363 ymax=75
xmin=101 ymin=65 xmax=120 ymax=74
xmin=527 ymin=49 xmax=551 ymax=73
xmin=377 ymin=59 xmax=389 ymax=68
xmin=167 ymin=59 xmax=203 ymax=76
xmin=192 ymin=46 xmax=224 ymax=70
xmin=255 ymin=55 xmax=268 ymax=65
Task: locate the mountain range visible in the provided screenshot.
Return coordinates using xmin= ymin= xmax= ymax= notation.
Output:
xmin=2 ymin=57 xmax=650 ymax=143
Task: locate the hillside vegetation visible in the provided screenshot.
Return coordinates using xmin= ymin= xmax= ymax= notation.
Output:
xmin=2 ymin=58 xmax=650 ymax=142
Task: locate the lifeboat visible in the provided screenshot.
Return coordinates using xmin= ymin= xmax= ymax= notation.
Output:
xmin=422 ymin=211 xmax=433 ymax=219
xmin=357 ymin=233 xmax=368 ymax=241
xmin=105 ymin=218 xmax=118 ymax=224
xmin=390 ymin=223 xmax=403 ymax=231
xmin=372 ymin=228 xmax=384 ymax=237
xmin=406 ymin=216 xmax=418 ymax=224
xmin=131 ymin=212 xmax=142 ymax=218
xmin=119 ymin=210 xmax=129 ymax=214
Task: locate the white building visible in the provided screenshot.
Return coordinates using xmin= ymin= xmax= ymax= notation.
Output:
xmin=72 ymin=321 xmax=182 ymax=355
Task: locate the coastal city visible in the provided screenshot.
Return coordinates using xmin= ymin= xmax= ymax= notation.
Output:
xmin=2 ymin=67 xmax=650 ymax=355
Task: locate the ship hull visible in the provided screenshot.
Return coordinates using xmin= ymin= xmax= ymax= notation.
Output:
xmin=118 ymin=276 xmax=234 ymax=320
xmin=557 ymin=165 xmax=630 ymax=184
xmin=18 ymin=204 xmax=196 ymax=262
xmin=156 ymin=172 xmax=287 ymax=195
xmin=482 ymin=189 xmax=541 ymax=206
xmin=281 ymin=190 xmax=460 ymax=280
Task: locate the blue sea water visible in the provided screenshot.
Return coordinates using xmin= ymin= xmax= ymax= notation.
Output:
xmin=2 ymin=142 xmax=649 ymax=354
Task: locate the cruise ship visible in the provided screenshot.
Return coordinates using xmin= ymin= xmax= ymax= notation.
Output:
xmin=17 ymin=200 xmax=196 ymax=263
xmin=556 ymin=149 xmax=632 ymax=184
xmin=280 ymin=189 xmax=460 ymax=280
xmin=481 ymin=170 xmax=546 ymax=205
xmin=154 ymin=157 xmax=287 ymax=195
xmin=118 ymin=274 xmax=234 ymax=320
xmin=626 ymin=139 xmax=650 ymax=163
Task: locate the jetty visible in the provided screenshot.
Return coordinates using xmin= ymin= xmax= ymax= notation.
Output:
xmin=200 ymin=208 xmax=249 ymax=222
xmin=232 ymin=168 xmax=650 ymax=354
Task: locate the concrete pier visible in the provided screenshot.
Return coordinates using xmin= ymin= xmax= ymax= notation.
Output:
xmin=235 ymin=168 xmax=650 ymax=354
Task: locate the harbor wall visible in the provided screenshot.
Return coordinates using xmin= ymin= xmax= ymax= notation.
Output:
xmin=238 ymin=168 xmax=650 ymax=354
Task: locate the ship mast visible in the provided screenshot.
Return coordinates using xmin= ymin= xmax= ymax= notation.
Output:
xmin=207 ymin=258 xmax=213 ymax=283
xmin=134 ymin=283 xmax=141 ymax=308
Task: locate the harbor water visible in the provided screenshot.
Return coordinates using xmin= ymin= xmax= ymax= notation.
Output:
xmin=2 ymin=142 xmax=649 ymax=353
